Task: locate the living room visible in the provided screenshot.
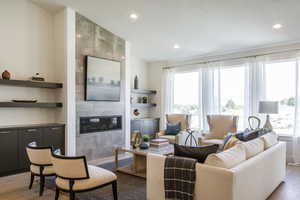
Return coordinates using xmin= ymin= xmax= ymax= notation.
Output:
xmin=0 ymin=0 xmax=299 ymax=200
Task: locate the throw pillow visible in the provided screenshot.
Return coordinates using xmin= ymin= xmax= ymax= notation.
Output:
xmin=260 ymin=132 xmax=278 ymax=149
xmin=166 ymin=122 xmax=181 ymax=135
xmin=241 ymin=138 xmax=264 ymax=159
xmin=205 ymin=144 xmax=246 ymax=169
xmin=174 ymin=144 xmax=219 ymax=163
xmin=223 ymin=135 xmax=242 ymax=150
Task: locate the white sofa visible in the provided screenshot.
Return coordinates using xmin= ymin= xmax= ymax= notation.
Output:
xmin=147 ymin=139 xmax=286 ymax=200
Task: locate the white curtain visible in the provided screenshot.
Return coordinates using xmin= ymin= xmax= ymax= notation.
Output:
xmin=293 ymin=55 xmax=300 ymax=164
xmin=201 ymin=63 xmax=221 ymax=130
xmin=161 ymin=68 xmax=174 ymax=129
xmin=244 ymin=57 xmax=266 ymax=128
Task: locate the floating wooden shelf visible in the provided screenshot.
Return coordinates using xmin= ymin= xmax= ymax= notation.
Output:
xmin=0 ymin=79 xmax=63 ymax=89
xmin=0 ymin=102 xmax=63 ymax=108
xmin=131 ymin=89 xmax=156 ymax=94
xmin=131 ymin=103 xmax=156 ymax=108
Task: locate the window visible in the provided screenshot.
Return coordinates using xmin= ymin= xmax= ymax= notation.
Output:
xmin=173 ymin=72 xmax=200 ymax=128
xmin=220 ymin=67 xmax=245 ymax=129
xmin=265 ymin=60 xmax=296 ymax=135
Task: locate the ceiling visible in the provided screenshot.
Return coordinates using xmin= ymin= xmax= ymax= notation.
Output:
xmin=46 ymin=0 xmax=300 ymax=61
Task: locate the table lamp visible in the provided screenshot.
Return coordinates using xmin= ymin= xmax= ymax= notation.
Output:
xmin=259 ymin=101 xmax=278 ymax=131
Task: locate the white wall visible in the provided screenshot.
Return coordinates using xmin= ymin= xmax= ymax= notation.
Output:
xmin=0 ymin=0 xmax=59 ymax=126
xmin=130 ymin=55 xmax=152 ymax=118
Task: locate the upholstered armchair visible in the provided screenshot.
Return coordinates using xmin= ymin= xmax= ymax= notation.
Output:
xmin=157 ymin=114 xmax=191 ymax=144
xmin=200 ymin=115 xmax=238 ymax=147
xmin=51 ymin=152 xmax=118 ymax=200
xmin=26 ymin=142 xmax=55 ymax=196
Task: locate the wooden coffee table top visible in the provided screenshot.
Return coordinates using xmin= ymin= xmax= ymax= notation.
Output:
xmin=116 ymin=144 xmax=174 ymax=156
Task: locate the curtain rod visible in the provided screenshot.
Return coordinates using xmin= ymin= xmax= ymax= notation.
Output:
xmin=164 ymin=48 xmax=300 ymax=69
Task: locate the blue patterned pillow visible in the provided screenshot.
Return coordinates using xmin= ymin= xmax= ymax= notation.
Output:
xmin=166 ymin=122 xmax=181 ymax=135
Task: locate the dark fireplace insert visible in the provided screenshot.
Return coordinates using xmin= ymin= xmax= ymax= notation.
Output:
xmin=80 ymin=115 xmax=122 ymax=134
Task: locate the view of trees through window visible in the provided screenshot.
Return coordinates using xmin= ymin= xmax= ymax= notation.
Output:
xmin=172 ymin=61 xmax=296 ymax=134
xmin=173 ymin=72 xmax=200 ymax=128
xmin=265 ymin=61 xmax=296 ymax=135
xmin=220 ymin=67 xmax=245 ymax=129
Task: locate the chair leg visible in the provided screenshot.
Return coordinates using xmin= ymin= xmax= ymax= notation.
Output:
xmin=39 ymin=175 xmax=45 ymax=196
xmin=55 ymin=187 xmax=60 ymax=200
xmin=112 ymin=181 xmax=118 ymax=200
xmin=70 ymin=191 xmax=75 ymax=200
xmin=29 ymin=173 xmax=34 ymax=189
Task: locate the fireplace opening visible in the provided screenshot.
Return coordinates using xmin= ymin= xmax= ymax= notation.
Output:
xmin=80 ymin=115 xmax=122 ymax=134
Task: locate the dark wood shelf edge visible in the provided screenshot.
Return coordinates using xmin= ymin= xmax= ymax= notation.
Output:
xmin=131 ymin=117 xmax=160 ymax=121
xmin=0 ymin=79 xmax=63 ymax=89
xmin=0 ymin=123 xmax=65 ymax=130
xmin=131 ymin=103 xmax=156 ymax=108
xmin=131 ymin=89 xmax=156 ymax=94
xmin=0 ymin=102 xmax=63 ymax=108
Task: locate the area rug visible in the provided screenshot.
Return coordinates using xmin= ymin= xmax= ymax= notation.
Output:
xmin=46 ymin=158 xmax=146 ymax=200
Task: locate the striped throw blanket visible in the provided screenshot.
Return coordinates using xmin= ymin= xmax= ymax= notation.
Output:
xmin=164 ymin=156 xmax=197 ymax=200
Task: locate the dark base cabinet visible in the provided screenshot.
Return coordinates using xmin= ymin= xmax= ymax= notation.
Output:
xmin=0 ymin=123 xmax=65 ymax=177
xmin=131 ymin=118 xmax=160 ymax=139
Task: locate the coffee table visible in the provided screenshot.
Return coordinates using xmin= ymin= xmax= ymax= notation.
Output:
xmin=115 ymin=144 xmax=174 ymax=178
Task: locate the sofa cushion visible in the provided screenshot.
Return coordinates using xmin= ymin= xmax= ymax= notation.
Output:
xmin=223 ymin=136 xmax=242 ymax=150
xmin=260 ymin=132 xmax=278 ymax=149
xmin=174 ymin=144 xmax=219 ymax=163
xmin=166 ymin=122 xmax=181 ymax=135
xmin=242 ymin=138 xmax=264 ymax=159
xmin=30 ymin=165 xmax=55 ymax=175
xmin=204 ymin=144 xmax=246 ymax=169
xmin=56 ymin=165 xmax=116 ymax=191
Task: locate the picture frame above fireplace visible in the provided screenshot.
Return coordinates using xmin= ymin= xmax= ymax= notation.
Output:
xmin=85 ymin=56 xmax=121 ymax=101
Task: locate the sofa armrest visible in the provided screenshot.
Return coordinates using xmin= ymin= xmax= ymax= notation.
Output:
xmin=195 ymin=164 xmax=234 ymax=200
xmin=156 ymin=130 xmax=166 ymax=138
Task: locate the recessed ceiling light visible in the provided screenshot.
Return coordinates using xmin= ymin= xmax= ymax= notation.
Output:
xmin=129 ymin=13 xmax=138 ymax=20
xmin=76 ymin=34 xmax=82 ymax=38
xmin=273 ymin=24 xmax=282 ymax=30
xmin=173 ymin=44 xmax=180 ymax=49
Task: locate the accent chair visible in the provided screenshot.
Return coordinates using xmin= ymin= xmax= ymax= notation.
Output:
xmin=200 ymin=115 xmax=238 ymax=147
xmin=157 ymin=114 xmax=191 ymax=144
xmin=51 ymin=152 xmax=118 ymax=200
xmin=26 ymin=142 xmax=55 ymax=196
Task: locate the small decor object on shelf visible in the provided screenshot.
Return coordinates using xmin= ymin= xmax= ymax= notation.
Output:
xmin=134 ymin=75 xmax=139 ymax=89
xmin=142 ymin=96 xmax=148 ymax=104
xmin=31 ymin=73 xmax=45 ymax=82
xmin=2 ymin=70 xmax=10 ymax=80
xmin=12 ymin=98 xmax=37 ymax=103
xmin=131 ymin=131 xmax=142 ymax=149
xmin=133 ymin=109 xmax=140 ymax=116
xmin=137 ymin=97 xmax=143 ymax=103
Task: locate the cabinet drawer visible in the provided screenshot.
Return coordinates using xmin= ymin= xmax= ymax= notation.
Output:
xmin=19 ymin=128 xmax=42 ymax=170
xmin=42 ymin=126 xmax=65 ymax=153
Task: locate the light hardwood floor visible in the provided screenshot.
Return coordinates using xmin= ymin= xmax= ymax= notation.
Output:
xmin=0 ymin=166 xmax=299 ymax=200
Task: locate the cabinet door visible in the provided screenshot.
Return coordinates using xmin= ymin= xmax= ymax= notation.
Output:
xmin=19 ymin=128 xmax=42 ymax=170
xmin=0 ymin=129 xmax=19 ymax=174
xmin=42 ymin=126 xmax=65 ymax=153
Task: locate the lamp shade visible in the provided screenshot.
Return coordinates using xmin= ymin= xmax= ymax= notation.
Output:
xmin=259 ymin=101 xmax=278 ymax=114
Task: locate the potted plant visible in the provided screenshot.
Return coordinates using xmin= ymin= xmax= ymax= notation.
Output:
xmin=140 ymin=135 xmax=150 ymax=149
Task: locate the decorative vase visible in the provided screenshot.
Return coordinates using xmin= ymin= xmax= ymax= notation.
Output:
xmin=134 ymin=75 xmax=139 ymax=89
xmin=2 ymin=70 xmax=10 ymax=80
